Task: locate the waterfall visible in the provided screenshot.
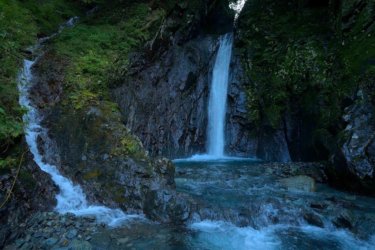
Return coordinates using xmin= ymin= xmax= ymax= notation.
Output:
xmin=17 ymin=18 xmax=141 ymax=227
xmin=172 ymin=1 xmax=256 ymax=163
xmin=174 ymin=34 xmax=246 ymax=162
xmin=207 ymin=33 xmax=233 ymax=157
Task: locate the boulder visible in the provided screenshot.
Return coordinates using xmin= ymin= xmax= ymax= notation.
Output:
xmin=279 ymin=175 xmax=316 ymax=192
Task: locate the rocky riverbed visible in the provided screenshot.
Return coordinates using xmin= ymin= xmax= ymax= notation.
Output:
xmin=4 ymin=160 xmax=375 ymax=249
xmin=4 ymin=212 xmax=99 ymax=250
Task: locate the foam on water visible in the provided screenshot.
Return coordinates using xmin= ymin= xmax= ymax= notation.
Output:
xmin=190 ymin=220 xmax=375 ymax=250
xmin=190 ymin=220 xmax=280 ymax=250
xmin=173 ymin=154 xmax=258 ymax=163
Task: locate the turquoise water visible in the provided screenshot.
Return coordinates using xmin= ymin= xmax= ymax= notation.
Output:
xmin=90 ymin=160 xmax=375 ymax=250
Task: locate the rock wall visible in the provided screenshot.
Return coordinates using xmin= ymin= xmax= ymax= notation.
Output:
xmin=113 ymin=36 xmax=215 ymax=158
xmin=112 ymin=30 xmax=291 ymax=161
xmin=30 ymin=51 xmax=193 ymax=224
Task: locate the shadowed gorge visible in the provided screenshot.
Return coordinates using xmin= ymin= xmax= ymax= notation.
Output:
xmin=1 ymin=0 xmax=375 ymax=249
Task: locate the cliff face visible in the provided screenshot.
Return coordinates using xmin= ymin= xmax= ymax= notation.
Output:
xmin=113 ymin=36 xmax=215 ymax=158
xmin=111 ymin=1 xmax=292 ymax=161
xmin=112 ymin=36 xmax=265 ymax=159
xmin=28 ymin=50 xmax=193 ymax=224
xmin=329 ymin=0 xmax=375 ymax=194
xmin=235 ymin=0 xmax=375 ymax=193
xmin=330 ymin=87 xmax=375 ymax=194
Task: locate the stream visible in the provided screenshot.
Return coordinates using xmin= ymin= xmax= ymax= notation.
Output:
xmin=17 ymin=17 xmax=142 ymax=227
xmin=85 ymin=160 xmax=375 ymax=249
xmin=12 ymin=3 xmax=375 ymax=249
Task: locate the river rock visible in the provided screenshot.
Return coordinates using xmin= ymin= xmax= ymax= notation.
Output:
xmin=279 ymin=175 xmax=316 ymax=192
xmin=66 ymin=229 xmax=78 ymax=239
xmin=262 ymin=162 xmax=327 ymax=183
xmin=332 ymin=210 xmax=354 ymax=230
xmin=44 ymin=237 xmax=58 ymax=246
xmin=68 ymin=239 xmax=92 ymax=250
xmin=303 ymin=212 xmax=324 ymax=227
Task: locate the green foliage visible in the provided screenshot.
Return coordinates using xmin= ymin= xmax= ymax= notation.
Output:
xmin=238 ymin=0 xmax=348 ymax=127
xmin=0 ymin=0 xmax=84 ymax=167
xmin=52 ymin=2 xmax=164 ymax=110
xmin=0 ymin=1 xmax=36 ymax=153
xmin=0 ymin=107 xmax=23 ymax=143
xmin=339 ymin=2 xmax=375 ymax=75
xmin=0 ymin=156 xmax=17 ymax=170
xmin=21 ymin=0 xmax=83 ymax=35
xmin=45 ymin=1 xmax=167 ymax=159
xmin=237 ymin=0 xmax=374 ymax=154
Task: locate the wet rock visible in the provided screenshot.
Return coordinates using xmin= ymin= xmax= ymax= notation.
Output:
xmin=19 ymin=242 xmax=32 ymax=250
xmin=112 ymin=36 xmax=215 ymax=158
xmin=44 ymin=237 xmax=58 ymax=246
xmin=303 ymin=212 xmax=324 ymax=227
xmin=256 ymin=128 xmax=291 ymax=162
xmin=279 ymin=175 xmax=316 ymax=192
xmin=144 ymin=190 xmax=193 ymax=224
xmin=4 ymin=212 xmax=99 ymax=249
xmin=15 ymin=239 xmax=25 ymax=248
xmin=66 ymin=229 xmax=78 ymax=239
xmin=333 ymin=210 xmax=354 ymax=230
xmin=29 ymin=51 xmax=67 ymax=109
xmin=310 ymin=202 xmax=328 ymax=210
xmin=68 ymin=239 xmax=92 ymax=250
xmin=263 ymin=162 xmax=327 ymax=183
xmin=45 ymin=90 xmax=193 ymax=223
xmin=117 ymin=237 xmax=129 ymax=244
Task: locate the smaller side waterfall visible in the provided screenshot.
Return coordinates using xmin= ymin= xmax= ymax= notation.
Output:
xmin=207 ymin=33 xmax=233 ymax=157
xmin=18 ymin=18 xmax=141 ymax=227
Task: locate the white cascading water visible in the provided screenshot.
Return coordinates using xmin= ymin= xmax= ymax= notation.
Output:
xmin=18 ymin=18 xmax=141 ymax=227
xmin=207 ymin=33 xmax=233 ymax=157
xmin=175 ymin=34 xmax=237 ymax=162
xmin=174 ymin=1 xmax=257 ymax=162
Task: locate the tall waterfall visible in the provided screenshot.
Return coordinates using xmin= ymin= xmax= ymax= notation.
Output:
xmin=207 ymin=33 xmax=233 ymax=157
xmin=17 ymin=18 xmax=140 ymax=227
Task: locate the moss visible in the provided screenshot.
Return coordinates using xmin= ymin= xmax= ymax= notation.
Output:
xmin=0 ymin=0 xmax=85 ymax=167
xmin=103 ymin=184 xmax=127 ymax=204
xmin=83 ymin=169 xmax=102 ymax=180
xmin=45 ymin=1 xmax=171 ymax=162
xmin=51 ymin=2 xmax=162 ymax=111
xmin=340 ymin=0 xmax=374 ymax=77
xmin=113 ymin=190 xmax=127 ymax=204
xmin=0 ymin=156 xmax=17 ymax=171
xmin=20 ymin=0 xmax=84 ymax=35
xmin=18 ymin=171 xmax=37 ymax=190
